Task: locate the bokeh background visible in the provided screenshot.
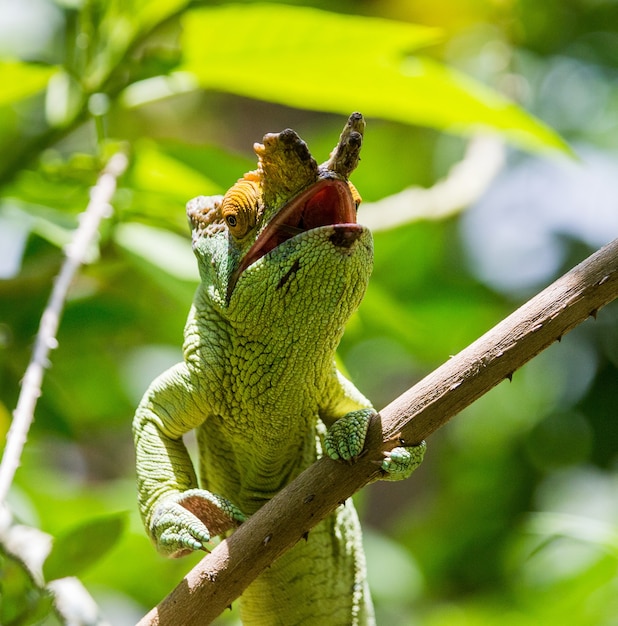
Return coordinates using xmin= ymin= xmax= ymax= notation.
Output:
xmin=1 ymin=1 xmax=617 ymax=624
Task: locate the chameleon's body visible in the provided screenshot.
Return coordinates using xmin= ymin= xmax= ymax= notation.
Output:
xmin=133 ymin=114 xmax=424 ymax=625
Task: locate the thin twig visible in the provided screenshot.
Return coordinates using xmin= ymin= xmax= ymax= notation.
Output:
xmin=138 ymin=237 xmax=618 ymax=625
xmin=362 ymin=135 xmax=505 ymax=231
xmin=0 ymin=152 xmax=129 ymax=504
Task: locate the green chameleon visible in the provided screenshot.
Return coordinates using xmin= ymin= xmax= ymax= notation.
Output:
xmin=133 ymin=113 xmax=425 ymax=625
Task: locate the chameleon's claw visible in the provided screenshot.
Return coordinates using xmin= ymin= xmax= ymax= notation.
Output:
xmin=381 ymin=441 xmax=426 ymax=482
xmin=324 ymin=409 xmax=374 ymax=462
xmin=151 ymin=489 xmax=246 ymax=558
xmin=152 ymin=502 xmax=212 ymax=557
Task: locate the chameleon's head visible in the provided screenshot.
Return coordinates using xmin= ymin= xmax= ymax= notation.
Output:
xmin=187 ymin=113 xmax=372 ymax=332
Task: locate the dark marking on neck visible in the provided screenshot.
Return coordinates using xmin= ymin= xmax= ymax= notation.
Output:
xmin=276 ymin=258 xmax=301 ymax=292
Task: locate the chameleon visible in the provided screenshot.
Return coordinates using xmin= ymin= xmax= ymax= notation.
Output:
xmin=133 ymin=113 xmax=425 ymax=625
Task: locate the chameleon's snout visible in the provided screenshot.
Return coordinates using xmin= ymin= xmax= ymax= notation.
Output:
xmin=329 ymin=224 xmax=364 ymax=249
xmin=233 ymin=177 xmax=359 ymax=280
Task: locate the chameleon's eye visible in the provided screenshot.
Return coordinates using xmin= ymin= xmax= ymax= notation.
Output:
xmin=221 ymin=179 xmax=260 ymax=238
xmin=348 ymin=182 xmax=362 ymax=210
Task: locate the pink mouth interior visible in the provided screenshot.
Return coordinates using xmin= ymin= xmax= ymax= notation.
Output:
xmin=233 ymin=179 xmax=356 ymax=280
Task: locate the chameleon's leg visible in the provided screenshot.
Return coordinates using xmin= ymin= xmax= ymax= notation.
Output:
xmin=324 ymin=408 xmax=426 ymax=481
xmin=134 ymin=363 xmax=247 ymax=557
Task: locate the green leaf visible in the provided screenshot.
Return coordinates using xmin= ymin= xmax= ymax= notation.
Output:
xmin=0 ymin=61 xmax=57 ymax=106
xmin=0 ymin=552 xmax=53 ymax=625
xmin=43 ymin=512 xmax=127 ymax=581
xmin=132 ymin=140 xmax=222 ymax=198
xmin=526 ymin=513 xmax=618 ymax=556
xmin=132 ymin=0 xmax=193 ymax=34
xmin=115 ymin=222 xmax=198 ymax=282
xmin=181 ymin=4 xmax=569 ymax=154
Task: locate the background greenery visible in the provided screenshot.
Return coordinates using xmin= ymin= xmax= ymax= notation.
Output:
xmin=1 ymin=1 xmax=617 ymax=624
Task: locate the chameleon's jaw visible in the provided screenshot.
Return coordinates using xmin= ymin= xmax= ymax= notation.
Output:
xmin=232 ymin=178 xmax=358 ymax=285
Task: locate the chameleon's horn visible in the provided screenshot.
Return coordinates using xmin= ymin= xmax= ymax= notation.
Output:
xmin=254 ymin=129 xmax=319 ymax=210
xmin=322 ymin=112 xmax=365 ymax=178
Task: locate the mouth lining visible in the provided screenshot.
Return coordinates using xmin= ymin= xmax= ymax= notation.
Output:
xmin=232 ymin=179 xmax=357 ymax=284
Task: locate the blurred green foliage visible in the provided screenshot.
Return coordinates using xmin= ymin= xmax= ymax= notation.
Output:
xmin=0 ymin=1 xmax=617 ymax=625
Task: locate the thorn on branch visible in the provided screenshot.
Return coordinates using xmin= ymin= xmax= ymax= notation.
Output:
xmin=46 ymin=337 xmax=59 ymax=350
xmin=382 ymin=431 xmax=403 ymax=449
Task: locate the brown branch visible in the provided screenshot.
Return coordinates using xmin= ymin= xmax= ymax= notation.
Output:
xmin=138 ymin=237 xmax=618 ymax=626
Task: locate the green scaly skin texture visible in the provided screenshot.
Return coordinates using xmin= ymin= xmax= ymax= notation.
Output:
xmin=133 ymin=114 xmax=425 ymax=625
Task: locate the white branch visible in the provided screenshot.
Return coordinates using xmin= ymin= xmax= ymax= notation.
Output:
xmin=361 ymin=135 xmax=505 ymax=231
xmin=0 ymin=151 xmax=129 ymax=504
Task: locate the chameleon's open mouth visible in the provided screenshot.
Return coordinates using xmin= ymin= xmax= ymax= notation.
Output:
xmin=234 ymin=178 xmax=358 ymax=280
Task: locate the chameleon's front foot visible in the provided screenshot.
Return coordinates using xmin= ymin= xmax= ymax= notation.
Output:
xmin=381 ymin=440 xmax=426 ymax=481
xmin=324 ymin=409 xmax=373 ymax=462
xmin=150 ymin=489 xmax=246 ymax=558
xmin=324 ymin=409 xmax=426 ymax=481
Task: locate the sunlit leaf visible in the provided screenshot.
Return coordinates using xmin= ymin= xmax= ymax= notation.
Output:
xmin=45 ymin=70 xmax=82 ymax=127
xmin=0 ymin=552 xmax=53 ymax=625
xmin=115 ymin=222 xmax=198 ymax=282
xmin=120 ymin=72 xmax=197 ymax=108
xmin=132 ymin=0 xmax=193 ymax=34
xmin=526 ymin=512 xmax=618 ymax=555
xmin=181 ymin=4 xmax=569 ymax=153
xmin=0 ymin=61 xmax=57 ymax=106
xmin=0 ymin=207 xmax=32 ymax=279
xmin=161 ymin=143 xmax=254 ymax=192
xmin=43 ymin=512 xmax=127 ymax=581
xmin=132 ymin=140 xmax=222 ymax=198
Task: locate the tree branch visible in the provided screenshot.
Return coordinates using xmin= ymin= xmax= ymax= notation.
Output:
xmin=0 ymin=151 xmax=129 ymax=504
xmin=138 ymin=237 xmax=618 ymax=626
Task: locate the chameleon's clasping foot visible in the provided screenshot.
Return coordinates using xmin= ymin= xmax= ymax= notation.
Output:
xmin=324 ymin=409 xmax=375 ymax=462
xmin=381 ymin=441 xmax=426 ymax=482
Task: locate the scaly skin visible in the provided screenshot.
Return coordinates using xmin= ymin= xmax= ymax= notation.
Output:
xmin=133 ymin=113 xmax=425 ymax=625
